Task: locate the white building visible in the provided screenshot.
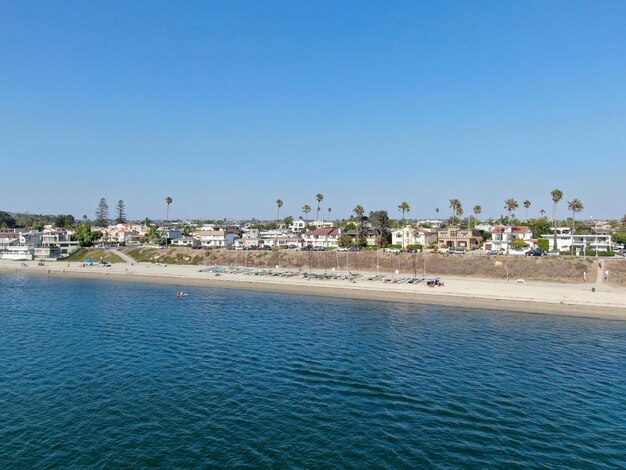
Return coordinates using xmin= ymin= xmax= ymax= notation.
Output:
xmin=391 ymin=226 xmax=438 ymax=249
xmin=541 ymin=227 xmax=612 ymax=254
xmin=485 ymin=226 xmax=534 ymax=253
xmin=302 ymin=228 xmax=340 ymax=248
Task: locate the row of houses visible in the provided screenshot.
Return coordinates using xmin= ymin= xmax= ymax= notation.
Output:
xmin=0 ymin=219 xmax=616 ymax=261
xmin=0 ymin=228 xmax=80 ymax=260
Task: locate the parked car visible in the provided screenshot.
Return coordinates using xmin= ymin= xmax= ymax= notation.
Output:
xmin=301 ymin=246 xmax=313 ymax=251
xmin=547 ymin=251 xmax=561 ymax=257
xmin=287 ymin=244 xmax=298 ymax=249
xmin=312 ymin=246 xmax=325 ymax=251
xmin=337 ymin=246 xmax=349 ymax=252
xmin=387 ymin=248 xmax=401 ymax=253
xmin=349 ymin=247 xmax=361 ymax=252
xmin=261 ymin=245 xmax=272 ymax=251
xmin=525 ymin=249 xmax=547 ymax=257
xmin=488 ymin=250 xmax=504 ymax=255
xmin=448 ymin=248 xmax=466 ymax=254
xmin=429 ymin=249 xmax=441 ymax=254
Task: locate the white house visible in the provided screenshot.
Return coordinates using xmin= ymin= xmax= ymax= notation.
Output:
xmin=289 ymin=219 xmax=307 ymax=234
xmin=485 ymin=226 xmax=534 ymax=253
xmin=302 ymin=228 xmax=340 ymax=248
xmin=193 ymin=230 xmax=227 ymax=248
xmin=391 ymin=226 xmax=438 ymax=249
xmin=170 ymin=236 xmax=201 ymax=248
xmin=542 ymin=227 xmax=612 ymax=254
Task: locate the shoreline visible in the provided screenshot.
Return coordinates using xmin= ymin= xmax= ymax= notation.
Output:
xmin=2 ymin=260 xmax=626 ymax=320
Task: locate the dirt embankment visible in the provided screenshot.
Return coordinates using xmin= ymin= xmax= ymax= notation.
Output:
xmin=605 ymin=259 xmax=626 ymax=287
xmin=120 ymin=247 xmax=615 ymax=284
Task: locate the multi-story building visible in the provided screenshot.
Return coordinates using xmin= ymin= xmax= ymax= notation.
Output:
xmin=541 ymin=227 xmax=612 ymax=253
xmin=391 ymin=226 xmax=438 ymax=249
xmin=437 ymin=226 xmax=483 ymax=250
xmin=302 ymin=228 xmax=340 ymax=248
xmin=484 ymin=226 xmax=534 ymax=253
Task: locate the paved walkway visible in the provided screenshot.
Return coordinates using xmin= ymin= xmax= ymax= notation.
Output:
xmin=110 ymin=249 xmax=135 ymax=264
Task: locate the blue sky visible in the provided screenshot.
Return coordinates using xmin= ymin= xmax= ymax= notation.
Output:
xmin=1 ymin=1 xmax=625 ymax=221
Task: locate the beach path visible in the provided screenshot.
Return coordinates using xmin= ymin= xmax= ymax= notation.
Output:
xmin=110 ymin=249 xmax=134 ymax=264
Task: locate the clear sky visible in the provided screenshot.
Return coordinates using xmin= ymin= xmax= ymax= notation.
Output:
xmin=2 ymin=1 xmax=625 ymax=222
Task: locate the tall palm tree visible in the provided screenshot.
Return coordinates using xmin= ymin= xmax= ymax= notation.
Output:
xmin=315 ymin=193 xmax=324 ymax=225
xmin=327 ymin=207 xmax=332 ymax=219
xmin=165 ymin=196 xmax=173 ymax=222
xmin=302 ymin=205 xmax=312 ymax=234
xmin=523 ymin=200 xmax=531 ymax=221
xmin=449 ymin=199 xmax=461 ymax=226
xmin=540 ymin=209 xmax=546 ymax=218
xmin=567 ymin=198 xmax=584 ymax=255
xmin=276 ymin=199 xmax=283 ymax=247
xmin=471 ymin=205 xmax=482 ymax=228
xmin=504 ymin=198 xmax=519 ymax=254
xmin=353 ymin=204 xmax=365 ymax=248
xmin=551 ymin=189 xmax=564 ymax=252
xmin=398 ymin=201 xmax=410 ymax=226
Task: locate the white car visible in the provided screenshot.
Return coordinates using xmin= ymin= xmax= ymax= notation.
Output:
xmin=387 ymin=248 xmax=401 ymax=253
xmin=337 ymin=246 xmax=349 ymax=252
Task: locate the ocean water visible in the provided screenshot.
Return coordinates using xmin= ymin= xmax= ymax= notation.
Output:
xmin=1 ymin=274 xmax=625 ymax=468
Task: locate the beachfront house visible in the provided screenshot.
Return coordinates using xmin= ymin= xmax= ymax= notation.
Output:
xmin=484 ymin=226 xmax=534 ymax=253
xmin=437 ymin=226 xmax=483 ymax=250
xmin=541 ymin=228 xmax=613 ymax=254
xmin=392 ymin=226 xmax=438 ymax=249
xmin=301 ymin=228 xmax=340 ymax=249
xmin=169 ymin=236 xmax=201 ymax=248
xmin=289 ymin=218 xmax=307 ymax=234
xmin=193 ymin=230 xmax=228 ymax=248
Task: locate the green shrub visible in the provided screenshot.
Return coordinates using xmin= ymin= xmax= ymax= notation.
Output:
xmin=406 ymin=244 xmax=423 ymax=250
xmin=537 ymin=238 xmax=550 ymax=252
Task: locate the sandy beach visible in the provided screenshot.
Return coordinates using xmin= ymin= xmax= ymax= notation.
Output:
xmin=2 ymin=258 xmax=625 ymax=320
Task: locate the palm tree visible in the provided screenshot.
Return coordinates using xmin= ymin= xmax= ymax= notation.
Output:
xmin=523 ymin=200 xmax=531 ymax=221
xmin=567 ymin=198 xmax=584 ymax=255
xmin=165 ymin=196 xmax=173 ymax=222
xmin=504 ymin=198 xmax=519 ymax=254
xmin=471 ymin=205 xmax=481 ymax=228
xmin=276 ymin=199 xmax=283 ymax=248
xmin=551 ymin=189 xmax=564 ymax=252
xmin=353 ymin=204 xmax=365 ymax=248
xmin=398 ymin=201 xmax=410 ymax=226
xmin=327 ymin=207 xmax=332 ymax=220
xmin=302 ymin=205 xmax=312 ymax=234
xmin=449 ymin=199 xmax=461 ymax=226
xmin=540 ymin=209 xmax=546 ymax=218
xmin=315 ymin=193 xmax=324 ymax=225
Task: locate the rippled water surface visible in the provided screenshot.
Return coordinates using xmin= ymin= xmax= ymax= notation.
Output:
xmin=1 ymin=275 xmax=625 ymax=468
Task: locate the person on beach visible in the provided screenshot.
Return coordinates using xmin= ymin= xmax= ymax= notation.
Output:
xmin=583 ymin=271 xmax=587 ymax=282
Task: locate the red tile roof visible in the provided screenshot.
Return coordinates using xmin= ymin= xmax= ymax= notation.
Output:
xmin=491 ymin=225 xmax=531 ymax=234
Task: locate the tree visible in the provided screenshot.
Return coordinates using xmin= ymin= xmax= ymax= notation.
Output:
xmin=567 ymin=198 xmax=584 ymax=254
xmin=550 ymin=189 xmax=564 ymax=251
xmin=398 ymin=202 xmax=410 ymax=226
xmin=328 ymin=207 xmax=332 ymax=220
xmin=142 ymin=225 xmax=163 ymax=245
xmin=302 ymin=205 xmax=311 ymax=233
xmin=527 ymin=218 xmax=552 ymax=239
xmin=353 ymin=204 xmax=365 ymax=251
xmin=537 ymin=238 xmax=550 ymax=252
xmin=338 ymin=233 xmax=354 ymax=247
xmin=95 ymin=198 xmax=109 ymax=227
xmin=315 ymin=193 xmax=324 ymax=223
xmin=369 ymin=210 xmax=391 ymax=248
xmin=471 ymin=205 xmax=481 ymax=228
xmin=0 ymin=211 xmax=16 ymax=229
xmin=540 ymin=209 xmax=546 ymax=219
xmin=275 ymin=199 xmax=283 ymax=246
xmin=165 ymin=196 xmax=173 ymax=222
xmin=115 ymin=200 xmax=127 ymax=224
xmin=74 ymin=224 xmax=103 ymax=247
xmin=449 ymin=199 xmax=461 ymax=226
xmin=511 ymin=238 xmax=529 ymax=250
xmin=284 ymin=215 xmax=294 ymax=227
xmin=504 ymin=198 xmax=519 ymax=254
xmin=524 ymin=200 xmax=531 ymax=221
